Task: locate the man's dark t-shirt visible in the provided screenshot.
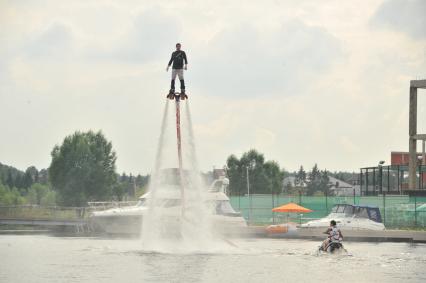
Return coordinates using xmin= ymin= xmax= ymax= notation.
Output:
xmin=168 ymin=50 xmax=188 ymax=69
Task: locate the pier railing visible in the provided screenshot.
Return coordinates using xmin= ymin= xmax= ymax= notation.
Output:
xmin=0 ymin=201 xmax=137 ymax=221
xmin=0 ymin=205 xmax=90 ymax=220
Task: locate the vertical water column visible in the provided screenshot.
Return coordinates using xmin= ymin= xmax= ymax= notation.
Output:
xmin=175 ymin=99 xmax=185 ymax=216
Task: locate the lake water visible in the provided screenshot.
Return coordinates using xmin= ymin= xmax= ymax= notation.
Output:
xmin=1 ymin=233 xmax=425 ymax=283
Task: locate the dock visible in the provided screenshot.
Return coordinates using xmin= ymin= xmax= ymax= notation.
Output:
xmin=0 ymin=218 xmax=92 ymax=233
xmin=247 ymin=226 xmax=426 ymax=243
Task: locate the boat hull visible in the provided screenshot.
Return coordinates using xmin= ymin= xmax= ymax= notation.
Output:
xmin=89 ymin=213 xmax=247 ymax=235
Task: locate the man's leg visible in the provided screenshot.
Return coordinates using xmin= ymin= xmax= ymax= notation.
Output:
xmin=177 ymin=69 xmax=185 ymax=94
xmin=167 ymin=69 xmax=177 ymax=99
xmin=321 ymin=239 xmax=329 ymax=251
xmin=170 ymin=69 xmax=177 ymax=92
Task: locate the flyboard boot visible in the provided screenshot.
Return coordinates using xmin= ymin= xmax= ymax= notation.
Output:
xmin=179 ymin=79 xmax=187 ymax=100
xmin=167 ymin=88 xmax=175 ymax=100
xmin=179 ymin=89 xmax=188 ymax=100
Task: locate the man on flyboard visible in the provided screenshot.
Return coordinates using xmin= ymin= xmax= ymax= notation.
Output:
xmin=166 ymin=43 xmax=188 ymax=100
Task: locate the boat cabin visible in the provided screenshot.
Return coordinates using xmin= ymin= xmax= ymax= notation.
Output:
xmin=331 ymin=204 xmax=382 ymax=223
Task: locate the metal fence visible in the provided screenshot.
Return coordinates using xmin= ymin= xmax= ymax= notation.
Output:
xmin=360 ymin=165 xmax=426 ymax=195
xmin=2 ymin=197 xmax=425 ymax=229
xmin=0 ymin=205 xmax=90 ymax=220
xmin=230 ymin=194 xmax=426 ymax=228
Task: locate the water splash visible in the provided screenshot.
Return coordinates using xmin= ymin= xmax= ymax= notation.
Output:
xmin=141 ymin=99 xmax=230 ymax=253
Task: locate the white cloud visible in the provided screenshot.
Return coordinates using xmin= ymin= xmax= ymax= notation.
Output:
xmin=371 ymin=0 xmax=426 ymax=39
xmin=0 ymin=0 xmax=425 ymax=174
xmin=24 ymin=23 xmax=73 ymax=59
xmin=192 ymin=19 xmax=344 ymax=97
xmin=104 ymin=8 xmax=182 ymax=64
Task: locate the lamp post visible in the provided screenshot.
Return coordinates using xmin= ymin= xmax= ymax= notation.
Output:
xmin=418 ymin=156 xmax=423 ymax=190
xmin=246 ymin=160 xmax=255 ymax=225
xmin=246 ymin=166 xmax=250 ymax=224
xmin=378 ymin=161 xmax=385 ymax=194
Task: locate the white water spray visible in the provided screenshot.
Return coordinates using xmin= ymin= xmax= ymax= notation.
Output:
xmin=141 ymin=99 xmax=230 ymax=253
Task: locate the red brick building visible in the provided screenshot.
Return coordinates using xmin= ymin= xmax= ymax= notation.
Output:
xmin=391 ymin=151 xmax=424 ymax=165
xmin=391 ymin=152 xmax=426 ymax=185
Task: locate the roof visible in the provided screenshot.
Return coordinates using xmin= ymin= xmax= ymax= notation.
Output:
xmin=334 ymin=203 xmax=380 ymax=209
xmin=283 ymin=176 xmax=353 ymax=190
xmin=328 ymin=176 xmax=353 ymax=189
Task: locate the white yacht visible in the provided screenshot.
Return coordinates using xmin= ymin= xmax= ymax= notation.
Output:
xmin=301 ymin=204 xmax=385 ymax=231
xmin=89 ymin=174 xmax=247 ymax=235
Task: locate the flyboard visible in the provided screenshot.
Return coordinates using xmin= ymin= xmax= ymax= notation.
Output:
xmin=167 ymin=92 xmax=188 ymax=217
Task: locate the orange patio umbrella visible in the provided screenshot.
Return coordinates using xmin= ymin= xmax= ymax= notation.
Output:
xmin=272 ymin=202 xmax=313 ymax=213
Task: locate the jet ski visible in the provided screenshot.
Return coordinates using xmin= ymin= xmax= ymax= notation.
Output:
xmin=318 ymin=241 xmax=345 ymax=254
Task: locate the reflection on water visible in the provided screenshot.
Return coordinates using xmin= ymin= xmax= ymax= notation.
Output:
xmin=0 ymin=233 xmax=425 ymax=283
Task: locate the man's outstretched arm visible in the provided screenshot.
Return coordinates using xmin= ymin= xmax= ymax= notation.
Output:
xmin=183 ymin=52 xmax=188 ymax=70
xmin=166 ymin=53 xmax=174 ymax=71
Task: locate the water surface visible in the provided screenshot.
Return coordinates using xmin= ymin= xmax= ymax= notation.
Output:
xmin=1 ymin=234 xmax=425 ymax=283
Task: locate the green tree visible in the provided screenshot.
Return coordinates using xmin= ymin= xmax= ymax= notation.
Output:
xmin=226 ymin=149 xmax=283 ymax=195
xmin=6 ymin=171 xmax=14 ymax=189
xmin=113 ymin=182 xmax=127 ymax=201
xmin=22 ymin=171 xmax=33 ymax=189
xmin=0 ymin=183 xmax=25 ymax=205
xmin=319 ymin=170 xmax=332 ymax=195
xmin=14 ymin=174 xmax=23 ymax=189
xmin=295 ymin=165 xmax=306 ymax=187
xmin=135 ymin=174 xmax=149 ymax=188
xmin=306 ymin=164 xmax=321 ymax=195
xmin=38 ymin=169 xmax=49 ymax=184
xmin=40 ymin=189 xmax=56 ymax=206
xmin=49 ymin=131 xmax=117 ymax=206
xmin=226 ymin=154 xmax=243 ymax=195
xmin=304 ymin=164 xmax=332 ymax=195
xmin=264 ymin=160 xmax=283 ymax=194
xmin=27 ymin=183 xmax=50 ymax=205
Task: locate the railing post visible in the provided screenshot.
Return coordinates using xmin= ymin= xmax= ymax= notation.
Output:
xmin=387 ymin=166 xmax=390 ymax=192
xmin=366 ymin=168 xmax=369 ymax=195
xmin=373 ymin=168 xmax=376 ymax=195
xmin=353 ymin=188 xmax=356 ymax=205
xmin=272 ymin=193 xmax=275 ymax=224
xmin=238 ymin=193 xmax=241 ymax=211
xmin=382 ymin=192 xmax=386 ymax=226
xmin=397 ymin=165 xmax=400 ymax=194
xmin=414 ymin=195 xmax=417 ymax=227
xmin=325 ymin=191 xmax=328 ymax=212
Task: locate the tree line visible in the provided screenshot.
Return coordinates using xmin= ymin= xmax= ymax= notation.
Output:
xmin=288 ymin=164 xmax=332 ymax=195
xmin=226 ymin=149 xmax=287 ymax=195
xmin=226 ymin=152 xmax=357 ymax=196
xmin=0 ymin=131 xmax=149 ymax=206
xmin=1 ymin=130 xmax=357 ymax=207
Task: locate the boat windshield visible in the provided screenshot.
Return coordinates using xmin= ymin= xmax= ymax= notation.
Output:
xmin=161 ymin=199 xmax=181 ymax=208
xmin=367 ymin=208 xmax=381 ymax=222
xmin=354 ymin=207 xmax=369 ymax=218
xmin=344 ymin=205 xmax=354 ymax=216
xmin=214 ymin=200 xmax=240 ymax=216
xmin=331 ymin=204 xmax=347 ymax=213
xmin=137 ymin=198 xmax=147 ymax=207
xmin=136 ymin=198 xmax=181 ymax=208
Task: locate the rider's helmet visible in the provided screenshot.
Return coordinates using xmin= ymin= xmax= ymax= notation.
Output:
xmin=330 ymin=220 xmax=337 ymax=226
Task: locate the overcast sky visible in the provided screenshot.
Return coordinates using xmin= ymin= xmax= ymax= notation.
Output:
xmin=0 ymin=0 xmax=425 ymax=174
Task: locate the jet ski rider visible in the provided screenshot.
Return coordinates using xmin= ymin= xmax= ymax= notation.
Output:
xmin=321 ymin=220 xmax=343 ymax=251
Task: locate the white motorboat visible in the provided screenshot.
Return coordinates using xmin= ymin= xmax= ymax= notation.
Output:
xmin=89 ymin=174 xmax=247 ymax=235
xmin=301 ymin=204 xmax=385 ymax=231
